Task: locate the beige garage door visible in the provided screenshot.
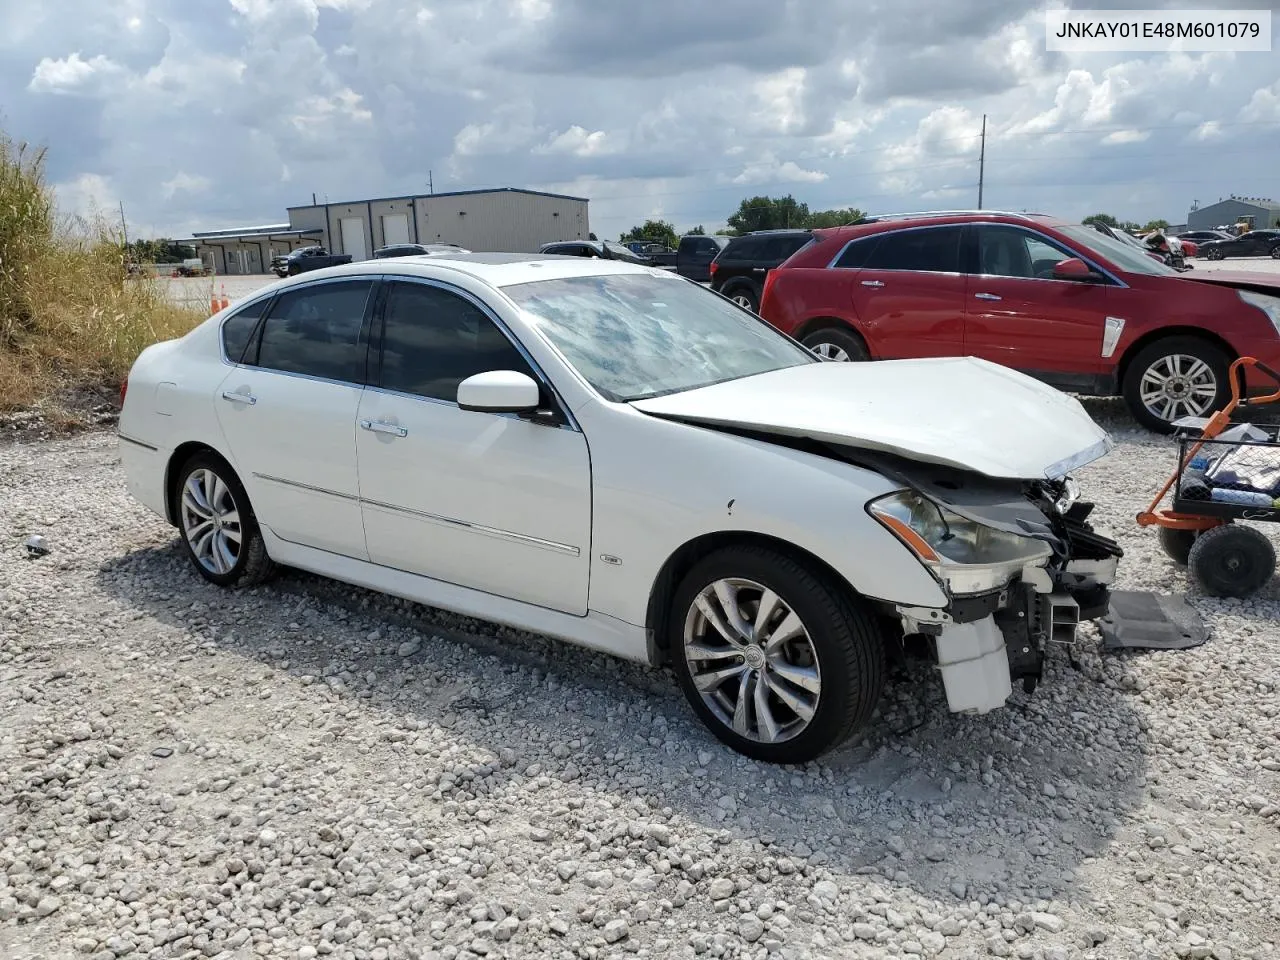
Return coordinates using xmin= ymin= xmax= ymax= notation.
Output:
xmin=339 ymin=217 xmax=367 ymax=261
xmin=382 ymin=214 xmax=410 ymax=246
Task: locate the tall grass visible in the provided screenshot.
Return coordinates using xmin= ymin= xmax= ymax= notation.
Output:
xmin=0 ymin=132 xmax=204 ymax=413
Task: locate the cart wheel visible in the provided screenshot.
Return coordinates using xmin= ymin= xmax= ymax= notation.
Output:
xmin=1187 ymin=525 xmax=1276 ymax=598
xmin=1157 ymin=526 xmax=1198 ymax=566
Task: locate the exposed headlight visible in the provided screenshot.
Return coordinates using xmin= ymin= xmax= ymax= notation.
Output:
xmin=1239 ymin=289 xmax=1280 ymax=337
xmin=868 ymin=490 xmax=1053 ymax=595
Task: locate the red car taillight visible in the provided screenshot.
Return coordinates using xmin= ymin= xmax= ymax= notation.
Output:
xmin=709 ymin=261 xmax=718 ymax=278
xmin=119 ymin=377 xmax=128 ymax=407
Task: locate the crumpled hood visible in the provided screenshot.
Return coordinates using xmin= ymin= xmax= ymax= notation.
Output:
xmin=631 ymin=356 xmax=1114 ymax=480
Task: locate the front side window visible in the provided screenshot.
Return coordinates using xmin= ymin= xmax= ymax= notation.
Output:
xmin=975 ymin=226 xmax=1073 ymax=279
xmin=221 ymin=298 xmax=268 ymax=363
xmin=1057 ymin=224 xmax=1177 ymax=277
xmin=860 ymin=226 xmax=963 ymax=273
xmin=504 ymin=272 xmax=815 ymax=402
xmin=255 ymin=280 xmax=373 ymax=382
xmin=379 ymin=281 xmax=535 ymax=403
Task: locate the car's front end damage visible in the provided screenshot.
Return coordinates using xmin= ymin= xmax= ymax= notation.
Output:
xmin=858 ymin=452 xmax=1121 ymax=714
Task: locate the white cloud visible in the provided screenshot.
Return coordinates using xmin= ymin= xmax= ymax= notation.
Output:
xmin=730 ymin=158 xmax=828 ymax=186
xmin=536 ymin=126 xmax=616 ymax=157
xmin=28 ymin=52 xmax=125 ymax=94
xmin=1101 ymin=129 xmax=1149 ymax=145
xmin=1240 ymin=80 xmax=1280 ymax=122
xmin=53 ymin=173 xmax=116 ymax=221
xmin=161 ymin=172 xmax=211 ymax=200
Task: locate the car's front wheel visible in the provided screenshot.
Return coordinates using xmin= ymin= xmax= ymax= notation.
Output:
xmin=175 ymin=453 xmax=275 ymax=587
xmin=1207 ymin=247 xmax=1225 ymax=261
xmin=1270 ymin=245 xmax=1280 ymax=260
xmin=801 ymin=327 xmax=870 ymax=362
xmin=1121 ymin=337 xmax=1230 ymax=433
xmin=669 ymin=545 xmax=885 ymax=763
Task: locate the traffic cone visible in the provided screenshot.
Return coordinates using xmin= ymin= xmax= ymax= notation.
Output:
xmin=219 ymin=284 xmax=229 ymax=311
xmin=210 ymin=289 xmax=220 ymax=315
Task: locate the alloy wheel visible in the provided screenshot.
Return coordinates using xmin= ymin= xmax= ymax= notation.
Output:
xmin=180 ymin=468 xmax=242 ymax=575
xmin=731 ymin=294 xmax=755 ymax=310
xmin=682 ymin=578 xmax=821 ymax=744
xmin=1139 ymin=353 xmax=1218 ymax=422
xmin=811 ymin=342 xmax=851 ymax=362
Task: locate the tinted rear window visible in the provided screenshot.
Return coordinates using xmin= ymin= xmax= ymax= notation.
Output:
xmin=221 ymin=298 xmax=267 ymax=363
xmin=858 ymin=227 xmax=963 ymax=273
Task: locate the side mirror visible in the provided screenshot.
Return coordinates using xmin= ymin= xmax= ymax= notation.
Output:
xmin=1052 ymin=258 xmax=1098 ymax=281
xmin=456 ymin=370 xmax=541 ymax=414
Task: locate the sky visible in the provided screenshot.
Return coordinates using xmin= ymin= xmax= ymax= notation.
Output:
xmin=1 ymin=0 xmax=1278 ymax=242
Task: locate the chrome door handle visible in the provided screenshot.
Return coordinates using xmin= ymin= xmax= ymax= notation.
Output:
xmin=861 ymin=280 xmax=884 ymax=288
xmin=360 ymin=419 xmax=408 ymax=438
xmin=974 ymin=292 xmax=1002 ymax=301
xmin=221 ymin=391 xmax=257 ymax=405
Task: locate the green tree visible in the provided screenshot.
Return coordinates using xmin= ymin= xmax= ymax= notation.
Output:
xmin=806 ymin=207 xmax=865 ymax=229
xmin=727 ymin=194 xmax=811 ymax=233
xmin=619 ymin=219 xmax=678 ymax=248
xmin=1082 ymin=213 xmax=1119 ymax=228
xmin=1143 ymin=219 xmax=1170 ymax=232
xmin=683 ymin=224 xmax=705 ymax=235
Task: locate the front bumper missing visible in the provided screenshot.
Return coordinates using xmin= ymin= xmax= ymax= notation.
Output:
xmin=894 ymin=528 xmax=1121 ymax=715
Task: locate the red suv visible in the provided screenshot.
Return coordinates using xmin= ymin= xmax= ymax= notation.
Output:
xmin=758 ymin=211 xmax=1280 ymax=431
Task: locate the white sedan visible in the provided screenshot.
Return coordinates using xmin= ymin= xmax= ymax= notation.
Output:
xmin=118 ymin=254 xmax=1120 ymax=762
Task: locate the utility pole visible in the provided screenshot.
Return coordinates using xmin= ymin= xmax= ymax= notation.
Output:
xmin=312 ymin=191 xmax=317 ymax=206
xmin=429 ymin=170 xmax=434 ymax=195
xmin=119 ymin=201 xmax=128 ymax=250
xmin=977 ymin=114 xmax=987 ymax=209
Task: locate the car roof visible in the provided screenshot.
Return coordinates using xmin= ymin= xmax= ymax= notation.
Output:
xmin=265 ymin=252 xmax=662 ymax=289
xmin=814 ymin=210 xmax=1068 ymax=242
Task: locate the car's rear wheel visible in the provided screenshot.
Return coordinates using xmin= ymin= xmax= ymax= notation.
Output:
xmin=801 ymin=327 xmax=870 ymax=363
xmin=1207 ymin=247 xmax=1225 ymax=261
xmin=669 ymin=546 xmax=885 ymax=763
xmin=1270 ymin=245 xmax=1280 ymax=260
xmin=176 ymin=452 xmax=275 ymax=588
xmin=1122 ymin=337 xmax=1230 ymax=433
xmin=721 ymin=282 xmax=760 ymax=313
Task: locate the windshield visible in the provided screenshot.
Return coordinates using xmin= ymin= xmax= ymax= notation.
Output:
xmin=1059 ymin=224 xmax=1177 ymax=277
xmin=603 ymin=240 xmax=645 ymax=261
xmin=503 ymin=273 xmax=816 ymax=401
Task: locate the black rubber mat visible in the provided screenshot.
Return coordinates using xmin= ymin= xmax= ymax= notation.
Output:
xmin=1098 ymin=590 xmax=1209 ymax=651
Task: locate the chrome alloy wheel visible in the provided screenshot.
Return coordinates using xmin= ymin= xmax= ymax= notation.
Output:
xmin=731 ymin=293 xmax=755 ymax=310
xmin=180 ymin=468 xmax=242 ymax=575
xmin=682 ymin=578 xmax=821 ymax=743
xmin=1139 ymin=353 xmax=1218 ymax=422
xmin=810 ymin=342 xmax=851 ymax=362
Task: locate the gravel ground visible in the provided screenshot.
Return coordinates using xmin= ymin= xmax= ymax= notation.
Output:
xmin=2 ymin=402 xmax=1279 ymax=960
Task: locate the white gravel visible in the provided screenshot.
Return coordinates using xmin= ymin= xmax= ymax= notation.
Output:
xmin=2 ymin=401 xmax=1279 ymax=960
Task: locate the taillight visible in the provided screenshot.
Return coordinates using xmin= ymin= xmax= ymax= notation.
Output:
xmin=709 ymin=261 xmax=718 ymax=278
xmin=119 ymin=377 xmax=128 ymax=407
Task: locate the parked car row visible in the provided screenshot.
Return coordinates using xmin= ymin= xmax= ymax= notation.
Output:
xmin=540 ymin=235 xmax=728 ymax=282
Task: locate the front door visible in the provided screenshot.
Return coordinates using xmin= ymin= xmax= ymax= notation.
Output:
xmin=838 ymin=224 xmax=966 ymax=359
xmin=340 ymin=217 xmax=367 ymax=261
xmin=214 ymin=278 xmax=374 ymax=558
xmin=963 ymin=224 xmax=1113 ymax=385
xmin=355 ymin=278 xmax=592 ymax=615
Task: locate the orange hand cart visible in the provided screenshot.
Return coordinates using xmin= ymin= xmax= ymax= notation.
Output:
xmin=1137 ymin=356 xmax=1280 ymax=597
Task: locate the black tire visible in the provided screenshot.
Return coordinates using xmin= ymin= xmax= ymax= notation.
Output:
xmin=1157 ymin=526 xmax=1197 ymax=566
xmin=721 ymin=282 xmax=760 ymax=313
xmin=668 ymin=545 xmax=885 ymax=763
xmin=801 ymin=326 xmax=870 ymax=363
xmin=174 ymin=452 xmax=276 ymax=588
xmin=1270 ymin=245 xmax=1280 ymax=260
xmin=1207 ymin=247 xmax=1225 ymax=261
xmin=1121 ymin=336 xmax=1230 ymax=434
xmin=1187 ymin=524 xmax=1275 ymax=598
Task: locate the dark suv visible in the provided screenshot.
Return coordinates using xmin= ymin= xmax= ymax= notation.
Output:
xmin=709 ymin=230 xmax=813 ymax=312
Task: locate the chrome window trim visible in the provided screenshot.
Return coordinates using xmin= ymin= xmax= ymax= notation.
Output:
xmin=361 ymin=497 xmax=581 ymax=557
xmin=377 ymin=275 xmax=582 ymax=433
xmin=825 ymin=222 xmax=966 ymax=272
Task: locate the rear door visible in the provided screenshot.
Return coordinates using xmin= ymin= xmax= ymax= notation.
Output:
xmin=836 ymin=224 xmax=966 ymax=358
xmin=214 ymin=278 xmax=374 ymax=558
xmin=963 ymin=224 xmax=1113 ymax=385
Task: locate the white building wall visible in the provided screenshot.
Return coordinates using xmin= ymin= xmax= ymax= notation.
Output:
xmin=417 ymin=192 xmax=589 ymax=252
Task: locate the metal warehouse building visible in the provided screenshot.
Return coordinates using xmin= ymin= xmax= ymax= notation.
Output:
xmin=186 ymin=187 xmax=591 ymax=275
xmin=1186 ymin=196 xmax=1280 ymax=232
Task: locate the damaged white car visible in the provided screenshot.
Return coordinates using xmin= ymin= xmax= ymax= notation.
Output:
xmin=117 ymin=255 xmax=1121 ymax=762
